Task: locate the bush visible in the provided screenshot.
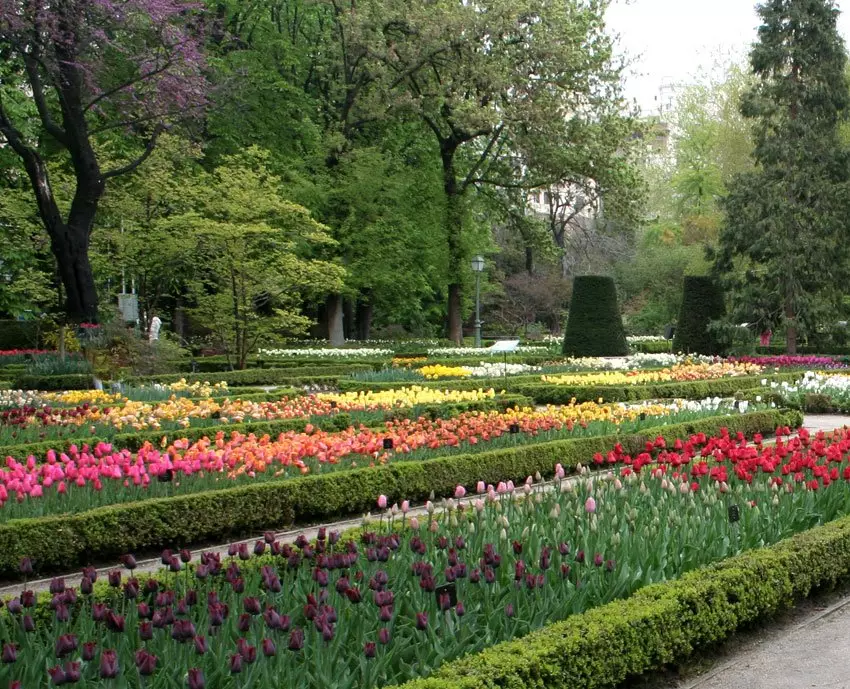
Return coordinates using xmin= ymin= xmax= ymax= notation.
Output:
xmin=14 ymin=373 xmax=96 ymax=390
xmin=124 ymin=366 xmax=368 ymax=387
xmin=388 ymin=493 xmax=850 ymax=689
xmin=563 ymin=276 xmax=629 ymax=357
xmin=673 ymin=276 xmax=726 ymax=355
xmin=630 ymin=340 xmax=673 ymax=354
xmin=0 ymin=409 xmax=800 ymax=579
xmin=0 ymin=319 xmax=42 ymax=350
xmin=510 ymin=372 xmax=801 ymax=405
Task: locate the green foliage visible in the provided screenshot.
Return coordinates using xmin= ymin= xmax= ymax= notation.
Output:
xmin=13 ymin=373 xmax=96 ymax=390
xmin=0 ymin=320 xmax=44 ymax=349
xmin=716 ymin=0 xmax=850 ymax=354
xmin=673 ymin=276 xmax=726 ymax=355
xmin=563 ymin=276 xmax=628 ymax=356
xmin=0 ymin=409 xmax=799 ymax=578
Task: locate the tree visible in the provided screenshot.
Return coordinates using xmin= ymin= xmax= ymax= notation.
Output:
xmin=673 ymin=276 xmax=726 ymax=355
xmin=356 ymin=0 xmax=628 ymax=343
xmin=0 ymin=0 xmax=206 ymax=322
xmin=562 ymin=275 xmax=628 ymax=356
xmin=715 ymin=0 xmax=850 ymax=354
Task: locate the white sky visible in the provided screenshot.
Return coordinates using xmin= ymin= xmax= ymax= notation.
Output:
xmin=605 ymin=0 xmax=850 ymax=114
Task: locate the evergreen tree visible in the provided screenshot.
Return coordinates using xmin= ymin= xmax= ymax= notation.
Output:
xmin=715 ymin=0 xmax=850 ymax=354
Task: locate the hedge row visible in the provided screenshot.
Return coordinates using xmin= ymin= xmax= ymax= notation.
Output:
xmin=123 ymin=366 xmax=370 ymax=387
xmin=0 ymin=394 xmax=532 ymax=461
xmin=629 ymin=340 xmax=672 ymax=354
xmin=390 ymin=490 xmax=850 ymax=689
xmin=510 ymin=372 xmax=803 ymax=405
xmin=0 ymin=408 xmax=801 ymax=578
xmin=14 ymin=373 xmax=97 ymax=390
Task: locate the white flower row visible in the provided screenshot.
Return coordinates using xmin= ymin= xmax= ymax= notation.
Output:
xmin=258 ymin=347 xmax=393 ymax=358
xmin=626 ymin=335 xmax=667 ymax=343
xmin=464 ymin=362 xmax=541 ymax=377
xmin=560 ymin=353 xmax=714 ymax=370
xmin=0 ymin=390 xmax=44 ymax=408
xmin=427 ymin=346 xmax=551 ymax=356
xmin=769 ymin=371 xmax=850 ymax=399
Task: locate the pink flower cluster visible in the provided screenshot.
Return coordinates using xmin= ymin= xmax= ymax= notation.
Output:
xmin=730 ymin=355 xmax=848 ymax=369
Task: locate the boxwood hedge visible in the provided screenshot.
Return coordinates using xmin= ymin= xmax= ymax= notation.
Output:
xmin=0 ymin=408 xmax=800 ymax=578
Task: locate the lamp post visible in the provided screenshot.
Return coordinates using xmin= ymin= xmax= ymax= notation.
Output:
xmin=471 ymin=255 xmax=485 ymax=348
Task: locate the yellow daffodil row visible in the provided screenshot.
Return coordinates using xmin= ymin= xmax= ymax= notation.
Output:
xmin=42 ymin=390 xmax=125 ymax=406
xmin=541 ymin=361 xmax=762 ymax=386
xmin=419 ymin=365 xmax=473 ymax=379
xmin=317 ymin=386 xmax=495 ymax=407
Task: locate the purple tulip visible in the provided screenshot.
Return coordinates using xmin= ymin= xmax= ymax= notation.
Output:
xmin=169 ymin=557 xmax=182 ymax=573
xmin=139 ymin=621 xmax=153 ymax=641
xmin=288 ymin=628 xmax=305 ymax=651
xmin=237 ymin=613 xmax=252 ymax=633
xmin=23 ymin=615 xmax=35 ymax=633
xmin=47 ymin=664 xmax=67 ymax=685
xmin=576 ymin=550 xmax=585 ymax=564
xmin=145 ymin=579 xmax=159 ymax=595
xmin=92 ymin=603 xmax=107 ymax=622
xmin=262 ymin=638 xmax=276 ymax=657
xmin=237 ymin=543 xmax=250 ymax=561
xmin=415 ymin=612 xmax=428 ymax=630
xmin=227 ymin=543 xmax=238 ymax=557
xmin=379 ymin=605 xmax=393 ymax=622
xmin=63 ymin=661 xmax=81 ymax=683
xmin=6 ymin=598 xmax=22 ymax=615
xmin=605 ymin=559 xmax=616 ymax=572
xmin=49 ymin=578 xmax=66 ymax=594
xmin=124 ymin=580 xmax=139 ymax=600
xmin=345 ymin=587 xmax=362 ymax=604
xmin=243 ymin=597 xmax=261 ymax=615
xmin=505 ymin=603 xmax=515 ymax=618
xmin=253 ymin=540 xmax=266 ymax=556
xmin=82 ymin=566 xmax=98 ymax=582
xmin=160 ymin=549 xmax=173 ymax=566
xmin=107 ymin=570 xmax=121 ymax=588
xmin=558 ymin=542 xmax=570 ymax=556
xmin=106 ymin=612 xmax=125 ymax=633
xmin=82 ymin=642 xmax=97 ymax=662
xmin=364 ymin=641 xmax=377 ymax=658
xmin=378 ymin=628 xmax=391 ymax=645
xmin=180 ymin=549 xmax=192 ymax=564
xmin=455 ymin=601 xmax=466 ymax=617
xmin=193 ymin=636 xmax=208 ymax=655
xmin=55 ymin=634 xmax=78 ymax=658
xmin=123 ymin=554 xmax=138 ymax=570
xmin=80 ymin=577 xmax=93 ymax=595
xmin=2 ymin=643 xmax=17 ymax=664
xmin=172 ymin=619 xmax=196 ymax=642
xmin=187 ymin=668 xmax=206 ymax=689
xmin=19 ymin=557 xmax=33 ymax=576
xmin=561 ymin=564 xmax=571 ymax=578
xmin=100 ymin=649 xmax=119 ymax=679
xmin=20 ymin=590 xmax=35 ymax=608
xmin=238 ymin=640 xmax=257 ymax=664
xmin=229 ymin=653 xmax=242 ymax=674
xmin=135 ymin=649 xmax=157 ymax=676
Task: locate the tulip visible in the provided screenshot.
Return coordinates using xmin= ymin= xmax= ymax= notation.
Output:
xmin=135 ymin=649 xmax=158 ymax=676
xmin=139 ymin=622 xmax=153 ymax=641
xmin=123 ymin=554 xmax=138 ymax=570
xmin=409 ymin=516 xmax=420 ymax=530
xmin=229 ymin=654 xmax=243 ymax=674
xmin=47 ymin=665 xmax=67 ymax=685
xmin=364 ymin=641 xmax=377 ymax=658
xmin=378 ymin=627 xmax=391 ymax=644
xmin=100 ymin=649 xmax=119 ymax=679
xmin=19 ymin=557 xmax=33 ymax=576
xmin=505 ymin=603 xmax=515 ymax=618
xmin=262 ymin=638 xmax=277 ymax=657
xmin=2 ymin=643 xmax=17 ymax=664
xmin=194 ymin=636 xmax=208 ymax=655
xmin=377 ymin=495 xmax=388 ymax=509
xmin=454 ymin=484 xmax=466 ymax=498
xmin=63 ymin=661 xmax=81 ymax=683
xmin=187 ymin=668 xmax=206 ymax=689
xmin=401 ymin=500 xmax=410 ymax=513
xmin=288 ymin=628 xmax=305 ymax=651
xmin=584 ymin=496 xmax=596 ymax=513
xmin=55 ymin=634 xmax=78 ymax=658
xmin=23 ymin=615 xmax=35 ymax=633
xmin=49 ymin=578 xmax=65 ymax=594
xmin=82 ymin=642 xmax=97 ymax=662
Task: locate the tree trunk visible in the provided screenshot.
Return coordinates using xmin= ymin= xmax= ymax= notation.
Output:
xmin=343 ymin=299 xmax=355 ymax=341
xmin=326 ymin=294 xmax=345 ymax=346
xmin=51 ymin=227 xmax=98 ymax=323
xmin=441 ymin=144 xmax=464 ymax=344
xmin=785 ymin=293 xmax=797 ymax=355
xmin=525 ymin=246 xmax=534 ymax=275
xmin=356 ymin=299 xmax=373 ymax=341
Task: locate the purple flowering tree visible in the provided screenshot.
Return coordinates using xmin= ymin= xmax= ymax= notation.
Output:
xmin=0 ymin=0 xmax=207 ymax=322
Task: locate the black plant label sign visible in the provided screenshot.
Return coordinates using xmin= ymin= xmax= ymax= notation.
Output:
xmin=728 ymin=504 xmax=740 ymax=523
xmin=435 ymin=582 xmax=457 ymax=607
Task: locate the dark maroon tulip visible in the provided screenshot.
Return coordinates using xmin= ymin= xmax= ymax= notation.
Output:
xmin=19 ymin=557 xmax=33 ymax=575
xmin=49 ymin=578 xmax=66 ymax=594
xmin=92 ymin=603 xmax=107 ymax=622
xmin=135 ymin=649 xmax=157 ymax=676
xmin=470 ymin=568 xmax=481 ymax=584
xmin=378 ymin=627 xmax=391 ymax=645
xmin=123 ymin=579 xmax=139 ymax=600
xmin=243 ymin=597 xmax=261 ymax=615
xmin=187 ymin=668 xmax=206 ymax=689
xmin=229 ymin=653 xmax=242 ymax=674
xmin=455 ymin=601 xmax=466 ymax=617
xmin=264 ymin=530 xmax=276 ymax=544
xmin=505 ymin=603 xmax=515 ymax=618
xmin=237 ymin=613 xmax=252 ymax=633
xmin=155 ymin=591 xmax=175 ymax=608
xmin=100 ymin=649 xmax=119 ymax=679
xmin=23 ymin=615 xmax=35 ymax=633
xmin=6 ymin=599 xmax=22 ymax=615
xmin=172 ymin=619 xmax=197 ymax=642
xmin=540 ymin=548 xmax=552 ymax=570
xmin=605 ymin=559 xmax=616 ymax=572
xmin=438 ymin=593 xmax=451 ymax=611
xmin=237 ymin=543 xmax=250 ymax=561
xmin=329 ymin=530 xmax=340 ymax=545
xmin=238 ymin=640 xmax=257 ymax=664
xmin=321 ymin=624 xmax=334 ymax=642
xmin=55 ymin=604 xmax=70 ymax=623
xmin=271 ymin=542 xmax=282 ymax=556
xmin=576 ymin=550 xmax=585 ymax=564
xmin=47 ymin=664 xmax=67 ymax=685
xmin=514 ymin=560 xmax=526 ymax=581
xmin=169 ymin=557 xmax=182 ymax=573
xmin=315 ymin=569 xmax=329 ymax=587
xmin=8 ymin=681 xmax=19 ymax=689
xmin=415 ymin=612 xmax=428 ymax=630
xmin=139 ymin=621 xmax=153 ymax=641
xmin=364 ymin=641 xmax=377 ymax=658
xmin=144 ymin=579 xmax=159 ymax=595
xmin=288 ymin=628 xmax=304 ymax=651
xmin=185 ymin=590 xmax=198 ymax=607
xmin=262 ymin=638 xmax=276 ymax=657
xmin=107 ymin=570 xmax=121 ymax=588
xmin=227 ymin=543 xmax=239 ymax=557
xmin=80 ymin=577 xmax=93 ymax=595
xmin=106 ymin=612 xmax=125 ymax=633
xmin=593 ymin=553 xmax=604 ymax=567
xmin=195 ymin=565 xmax=209 ymax=580
xmin=295 ymin=534 xmax=309 ymax=549
xmin=61 ymin=589 xmax=77 ymax=606
xmin=345 ymin=587 xmax=362 ymax=604
xmin=511 ymin=540 xmax=523 ymax=555
xmin=160 ymin=549 xmax=173 ymax=566
xmin=208 ymin=603 xmax=227 ymax=627
xmin=82 ymin=566 xmax=98 ymax=582
xmin=123 ymin=554 xmax=138 ymax=570
xmin=561 ymin=564 xmax=571 ymax=578
xmin=2 ymin=643 xmax=17 ymax=663
xmin=280 ymin=614 xmax=291 ymax=632
xmin=63 ymin=661 xmax=81 ymax=683
xmin=137 ymin=602 xmax=152 ymax=620
xmin=559 ymin=542 xmax=570 ymax=556
xmin=193 ymin=636 xmax=208 ymax=655
xmin=82 ymin=642 xmax=97 ymax=662
xmin=253 ymin=541 xmax=265 ymax=556
xmin=180 ymin=549 xmax=192 ymax=564
xmin=55 ymin=634 xmax=78 ymax=658
xmin=231 ymin=578 xmax=245 ymax=594
xmin=20 ymin=590 xmax=35 ymax=608
xmin=379 ymin=605 xmax=393 ymax=622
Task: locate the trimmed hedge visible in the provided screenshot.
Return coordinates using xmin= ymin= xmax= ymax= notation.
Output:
xmin=0 ymin=408 xmax=801 ymax=578
xmin=124 ymin=366 xmax=366 ymax=387
xmin=0 ymin=394 xmax=532 ymax=461
xmin=0 ymin=319 xmax=41 ymax=350
xmin=510 ymin=372 xmax=802 ymax=405
xmin=629 ymin=339 xmax=673 ymax=354
xmin=563 ymin=276 xmax=629 ymax=357
xmin=14 ymin=373 xmax=96 ymax=390
xmin=673 ymin=276 xmax=726 ymax=355
xmin=390 ymin=490 xmax=850 ymax=689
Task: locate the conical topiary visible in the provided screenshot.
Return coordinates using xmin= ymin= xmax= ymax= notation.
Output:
xmin=673 ymin=275 xmax=726 ymax=355
xmin=562 ymin=276 xmax=629 ymax=357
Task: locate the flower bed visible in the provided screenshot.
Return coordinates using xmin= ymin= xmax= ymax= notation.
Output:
xmin=731 ymin=355 xmax=848 ymax=369
xmin=761 ymin=371 xmax=850 ymax=412
xmin=0 ymin=401 xmax=731 ymax=520
xmin=0 ymin=409 xmax=798 ymax=579
xmin=3 ymin=420 xmax=846 ymax=689
xmin=541 ymin=362 xmax=761 ymax=386
xmin=258 ymin=347 xmax=394 ymax=358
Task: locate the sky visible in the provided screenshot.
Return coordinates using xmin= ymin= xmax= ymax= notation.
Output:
xmin=605 ymin=0 xmax=850 ymax=114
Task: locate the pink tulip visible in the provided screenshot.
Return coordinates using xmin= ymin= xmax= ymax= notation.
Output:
xmin=554 ymin=463 xmax=565 ymax=480
xmin=584 ymin=497 xmax=596 ymax=513
xmin=400 ymin=500 xmax=410 ymax=514
xmin=377 ymin=495 xmax=387 ymax=509
xmin=409 ymin=517 xmax=420 ymax=530
xmin=476 ymin=481 xmax=485 ymax=493
xmin=454 ymin=485 xmax=466 ymax=499
xmin=496 ymin=482 xmax=507 ymax=494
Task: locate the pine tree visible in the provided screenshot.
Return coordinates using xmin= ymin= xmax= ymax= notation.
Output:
xmin=715 ymin=0 xmax=850 ymax=354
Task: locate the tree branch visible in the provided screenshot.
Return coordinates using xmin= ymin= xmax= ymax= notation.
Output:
xmin=23 ymin=54 xmax=68 ymax=146
xmin=102 ymin=124 xmax=166 ymax=180
xmin=84 ymin=61 xmax=175 ymax=113
xmin=461 ymin=124 xmax=503 ymax=192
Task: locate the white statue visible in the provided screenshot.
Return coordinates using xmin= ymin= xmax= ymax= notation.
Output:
xmin=149 ymin=315 xmax=162 ymax=342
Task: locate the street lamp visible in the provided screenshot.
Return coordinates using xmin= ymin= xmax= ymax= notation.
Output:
xmin=472 ymin=255 xmax=485 ymax=348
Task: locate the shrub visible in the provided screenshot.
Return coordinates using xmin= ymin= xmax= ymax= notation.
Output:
xmin=0 ymin=409 xmax=800 ymax=578
xmin=673 ymin=276 xmax=726 ymax=355
xmin=123 ymin=366 xmax=368 ymax=387
xmin=563 ymin=276 xmax=629 ymax=357
xmin=13 ymin=373 xmax=96 ymax=390
xmin=0 ymin=319 xmax=42 ymax=350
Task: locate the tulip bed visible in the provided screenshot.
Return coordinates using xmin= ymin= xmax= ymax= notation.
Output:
xmin=5 ymin=424 xmax=850 ymax=689
xmin=0 ymin=401 xmax=744 ymax=520
xmin=760 ymin=371 xmax=850 ymax=412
